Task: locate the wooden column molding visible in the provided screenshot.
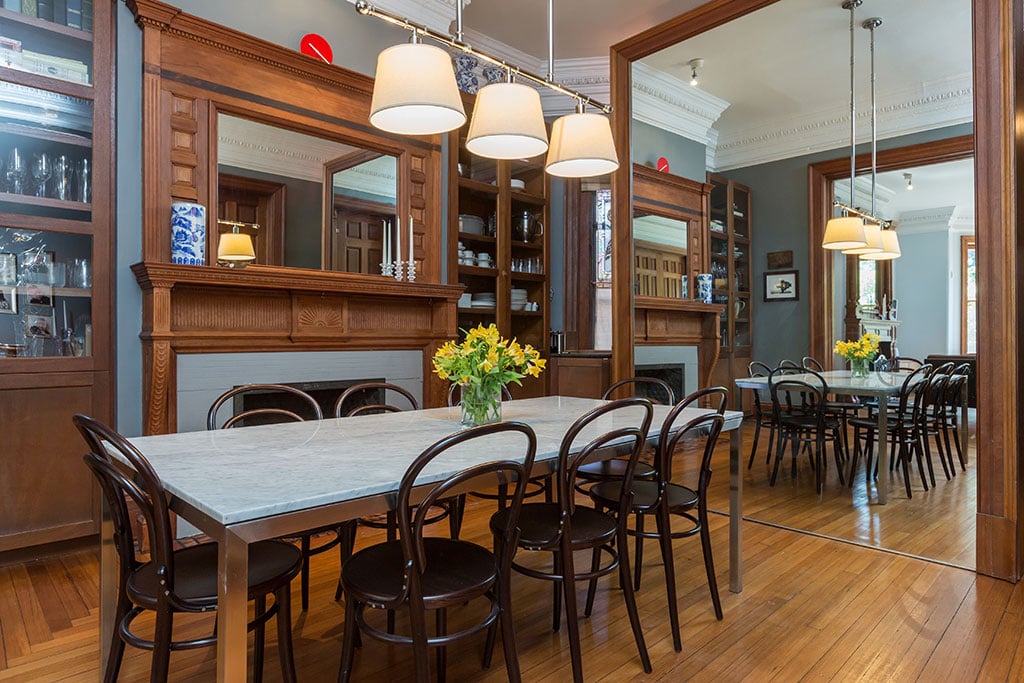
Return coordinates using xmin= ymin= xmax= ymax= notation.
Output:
xmin=133 ymin=263 xmax=462 ymax=434
xmin=633 ymin=297 xmax=724 ymax=389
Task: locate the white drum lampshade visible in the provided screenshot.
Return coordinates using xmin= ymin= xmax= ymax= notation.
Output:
xmin=822 ymin=215 xmax=867 ymax=250
xmin=861 ymin=229 xmax=901 ymax=260
xmin=466 ymin=82 xmax=548 ymax=159
xmin=217 ymin=230 xmax=256 ymax=268
xmin=545 ymin=111 xmax=619 ymax=178
xmin=369 ymin=42 xmax=466 ymax=136
xmin=841 ymin=221 xmax=884 ymax=255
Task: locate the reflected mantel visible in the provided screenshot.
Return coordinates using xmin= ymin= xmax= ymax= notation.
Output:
xmin=132 ymin=262 xmax=463 ymax=434
xmin=633 ymin=297 xmax=724 ymax=388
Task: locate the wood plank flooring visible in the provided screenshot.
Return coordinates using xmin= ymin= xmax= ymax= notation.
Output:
xmin=0 ymin=416 xmax=993 ymax=681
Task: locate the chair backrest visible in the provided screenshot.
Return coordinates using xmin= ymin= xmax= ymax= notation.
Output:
xmin=395 ymin=421 xmax=537 ymax=590
xmin=917 ymin=373 xmax=950 ymax=422
xmin=768 ymin=375 xmax=827 ymax=427
xmin=74 ymin=414 xmax=179 ymax=601
xmin=334 ymin=381 xmax=419 ymax=418
xmin=749 ymin=361 xmax=772 ymax=377
xmin=931 ymin=361 xmax=956 ymax=376
xmin=802 ymin=356 xmax=825 ymax=372
xmin=778 ymin=359 xmax=803 ymax=370
xmin=676 ymin=385 xmax=728 ymax=415
xmin=893 ymin=356 xmax=923 ymax=371
xmin=943 ymin=372 xmax=968 ymax=406
xmin=557 ymin=397 xmax=654 ymax=517
xmin=894 ymin=363 xmax=933 ymax=417
xmin=654 ymin=412 xmax=726 ymax=500
xmin=655 ymin=387 xmax=727 ymax=481
xmin=207 ymin=383 xmax=322 ymax=430
xmin=602 ymin=376 xmax=675 ymax=405
xmin=447 ymin=382 xmax=513 ymax=407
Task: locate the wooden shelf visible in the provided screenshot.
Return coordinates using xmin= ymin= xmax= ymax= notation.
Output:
xmin=510 ymin=240 xmax=543 ymax=252
xmin=0 ymin=7 xmax=93 ymax=42
xmin=457 ymin=232 xmax=495 ymax=245
xmin=0 ymin=121 xmax=92 ymax=147
xmin=458 ymin=306 xmax=496 ymax=314
xmin=458 ymin=177 xmax=500 ymax=195
xmin=458 ymin=264 xmax=498 ymax=276
xmin=0 ymin=192 xmax=91 ymax=211
xmin=510 ymin=190 xmax=546 ymax=206
xmin=0 ymin=66 xmax=93 ymax=98
xmin=511 ymin=310 xmax=542 ymax=317
xmin=510 ymin=271 xmax=545 ymax=282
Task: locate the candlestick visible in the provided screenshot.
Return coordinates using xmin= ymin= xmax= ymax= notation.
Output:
xmin=394 ymin=215 xmax=401 ymax=268
xmin=380 ymin=219 xmax=392 ymax=276
xmin=408 ymin=213 xmax=414 ymax=265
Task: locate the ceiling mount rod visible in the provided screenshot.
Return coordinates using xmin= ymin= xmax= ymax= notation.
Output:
xmin=354 ymin=0 xmax=613 ymax=114
xmin=547 ymin=0 xmax=555 ymax=82
xmin=842 ymin=0 xmax=861 ymax=212
xmin=832 ymin=200 xmax=892 ymax=229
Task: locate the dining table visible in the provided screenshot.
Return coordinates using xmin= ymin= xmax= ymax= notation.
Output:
xmin=734 ymin=369 xmax=970 ymax=504
xmin=103 ymin=395 xmax=744 ymax=682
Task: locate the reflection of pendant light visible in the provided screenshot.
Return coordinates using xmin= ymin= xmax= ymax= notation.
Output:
xmin=216 ymin=221 xmax=256 ymax=268
xmin=688 ymin=58 xmax=703 ymax=87
xmin=823 ymin=0 xmax=867 ymax=251
xmin=858 ymin=16 xmax=901 ymax=261
xmin=466 ymin=73 xmax=548 ymax=159
xmin=368 ymin=31 xmax=466 ymax=136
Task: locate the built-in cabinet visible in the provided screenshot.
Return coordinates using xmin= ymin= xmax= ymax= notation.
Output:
xmin=707 ymin=173 xmax=752 ymax=409
xmin=0 ymin=1 xmax=114 ymax=550
xmin=447 ymin=101 xmax=549 ymax=398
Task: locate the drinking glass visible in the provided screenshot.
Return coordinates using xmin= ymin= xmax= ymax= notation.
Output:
xmin=76 ymin=158 xmax=91 ymax=203
xmin=6 ymin=147 xmax=26 ymax=194
xmin=31 ymin=153 xmax=52 ymax=198
xmin=52 ymin=155 xmax=72 ymax=200
xmin=71 ymin=257 xmax=92 ymax=288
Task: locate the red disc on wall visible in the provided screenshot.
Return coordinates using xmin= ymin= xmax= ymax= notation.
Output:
xmin=657 ymin=156 xmax=670 ymax=172
xmin=300 ymin=33 xmax=333 ymax=64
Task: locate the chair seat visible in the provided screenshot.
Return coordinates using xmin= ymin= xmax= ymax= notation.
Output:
xmin=127 ymin=540 xmax=302 ymax=610
xmin=342 ymin=537 xmax=497 ymax=608
xmin=778 ymin=415 xmax=842 ymax=431
xmin=490 ymin=503 xmax=616 ymax=549
xmin=576 ymin=458 xmax=656 ymax=482
xmin=848 ymin=414 xmax=911 ymax=432
xmin=589 ymin=479 xmax=698 ymax=512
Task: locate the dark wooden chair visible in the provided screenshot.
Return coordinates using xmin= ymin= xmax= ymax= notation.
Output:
xmin=747 ymin=361 xmax=776 ymax=469
xmin=768 ymin=369 xmax=847 ymax=493
xmin=573 ymin=377 xmax=673 ymax=490
xmin=848 ymin=364 xmax=933 ymax=498
xmin=74 ymin=414 xmax=301 ymax=683
xmin=207 ymin=383 xmax=355 ymax=612
xmin=587 ymin=387 xmax=727 ymax=652
xmin=489 ymin=397 xmax=654 ymax=683
xmin=338 ymin=421 xmax=537 ymax=683
xmin=802 ymin=355 xmax=861 ymax=453
xmin=941 ymin=365 xmax=971 ymax=471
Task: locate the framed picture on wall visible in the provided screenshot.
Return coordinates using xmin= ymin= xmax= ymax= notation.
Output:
xmin=0 ymin=285 xmax=15 ymax=314
xmin=24 ymin=313 xmax=54 ymax=338
xmin=764 ymin=270 xmax=799 ymax=302
xmin=25 ymin=283 xmax=53 ymax=307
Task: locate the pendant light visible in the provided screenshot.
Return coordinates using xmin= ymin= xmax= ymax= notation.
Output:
xmin=545 ymin=100 xmax=619 ymax=178
xmin=216 ymin=223 xmax=256 ymax=268
xmin=368 ymin=29 xmax=466 ymax=136
xmin=823 ymin=0 xmax=867 ymax=251
xmin=466 ymin=72 xmax=548 ymax=159
xmin=859 ymin=16 xmax=901 ymax=261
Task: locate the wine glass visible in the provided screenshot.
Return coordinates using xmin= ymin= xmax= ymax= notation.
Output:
xmin=31 ymin=153 xmax=52 ymax=198
xmin=6 ymin=147 xmax=26 ymax=195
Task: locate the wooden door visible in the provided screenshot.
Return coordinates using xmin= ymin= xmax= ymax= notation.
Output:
xmin=331 ymin=210 xmax=386 ymax=273
xmin=217 ymin=174 xmax=285 ymax=265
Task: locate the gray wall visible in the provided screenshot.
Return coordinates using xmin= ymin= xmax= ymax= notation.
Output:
xmin=894 ymin=230 xmax=949 ymax=359
xmin=720 ymin=122 xmax=973 ymax=366
xmin=631 ymin=120 xmax=706 ymax=183
xmin=115 ymin=1 xmax=406 ymax=436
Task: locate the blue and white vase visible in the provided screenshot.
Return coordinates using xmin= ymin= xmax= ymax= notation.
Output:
xmin=452 ymin=52 xmax=479 ymax=94
xmin=482 ymin=65 xmax=506 ymax=85
xmin=697 ymin=273 xmax=713 ymax=304
xmin=171 ymin=202 xmax=206 ymax=266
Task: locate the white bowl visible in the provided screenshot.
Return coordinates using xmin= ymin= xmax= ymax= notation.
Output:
xmin=458 ymin=214 xmax=485 ymax=235
xmin=511 ymin=302 xmax=526 ymax=311
xmin=510 ymin=179 xmax=526 ymax=190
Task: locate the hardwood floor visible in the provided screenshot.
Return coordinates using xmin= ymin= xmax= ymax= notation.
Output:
xmin=0 ymin=416 xmax=994 ymax=681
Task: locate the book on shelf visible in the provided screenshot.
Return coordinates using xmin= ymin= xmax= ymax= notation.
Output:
xmin=52 ymin=0 xmax=65 ymax=25
xmin=81 ymin=0 xmax=91 ymax=32
xmin=21 ymin=0 xmax=35 ymax=17
xmin=35 ymin=0 xmax=51 ymax=21
xmin=65 ymin=0 xmax=80 ymax=29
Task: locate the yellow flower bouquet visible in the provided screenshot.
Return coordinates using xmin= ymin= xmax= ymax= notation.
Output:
xmin=432 ymin=323 xmax=546 ymax=426
xmin=833 ymin=332 xmax=880 ymax=377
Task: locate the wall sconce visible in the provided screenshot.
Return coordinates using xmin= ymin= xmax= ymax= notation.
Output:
xmin=216 ymin=220 xmax=256 ymax=268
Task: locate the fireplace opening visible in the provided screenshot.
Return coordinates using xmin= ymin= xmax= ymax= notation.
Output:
xmin=235 ymin=378 xmax=386 ymax=424
xmin=634 ymin=363 xmax=685 ymax=404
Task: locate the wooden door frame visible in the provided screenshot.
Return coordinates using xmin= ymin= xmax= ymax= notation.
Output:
xmin=961 ymin=235 xmax=976 ymax=354
xmin=611 ymin=0 xmax=1024 ymax=580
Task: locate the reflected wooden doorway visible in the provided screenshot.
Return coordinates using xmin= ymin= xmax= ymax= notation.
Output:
xmin=217 ymin=174 xmax=285 ymax=265
xmin=329 ymin=210 xmax=387 ymax=273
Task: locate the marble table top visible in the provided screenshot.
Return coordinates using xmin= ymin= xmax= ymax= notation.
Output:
xmin=128 ymin=396 xmax=742 ymax=526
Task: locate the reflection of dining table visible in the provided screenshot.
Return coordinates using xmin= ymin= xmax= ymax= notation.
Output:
xmin=105 ymin=396 xmax=744 ymax=681
xmin=734 ymin=370 xmax=970 ymax=504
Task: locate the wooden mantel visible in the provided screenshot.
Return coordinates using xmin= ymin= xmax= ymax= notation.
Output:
xmin=633 ymin=297 xmax=724 ymax=388
xmin=132 ymin=262 xmax=462 ymax=435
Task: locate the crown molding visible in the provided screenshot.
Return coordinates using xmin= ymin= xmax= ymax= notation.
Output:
xmin=631 ymin=62 xmax=730 ymax=150
xmin=893 ymin=206 xmax=957 ymax=235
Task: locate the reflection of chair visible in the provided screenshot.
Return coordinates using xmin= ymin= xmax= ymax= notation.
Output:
xmin=746 ymin=361 xmax=775 ymax=469
xmin=490 ymin=398 xmax=655 ymax=683
xmin=75 ymin=414 xmax=301 ymax=683
xmin=590 ymin=406 xmax=726 ymax=651
xmin=338 ymin=421 xmax=537 ymax=683
xmin=207 ymin=383 xmax=353 ymax=612
xmin=941 ymin=365 xmax=971 ymax=471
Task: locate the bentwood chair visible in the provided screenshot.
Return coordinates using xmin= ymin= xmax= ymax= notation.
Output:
xmin=207 ymin=383 xmax=354 ymax=612
xmin=746 ymin=361 xmax=776 ymax=469
xmin=338 ymin=421 xmax=537 ymax=683
xmin=490 ymin=398 xmax=654 ymax=683
xmin=573 ymin=377 xmax=674 ymax=490
xmin=75 ymin=414 xmax=302 ymax=683
xmin=588 ymin=388 xmax=727 ymax=651
xmin=941 ymin=364 xmax=971 ymax=471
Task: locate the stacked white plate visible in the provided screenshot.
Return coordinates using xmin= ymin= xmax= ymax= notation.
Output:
xmin=511 ymin=288 xmax=529 ymax=311
xmin=458 ymin=214 xmax=485 ymax=235
xmin=471 ymin=292 xmax=496 ymax=308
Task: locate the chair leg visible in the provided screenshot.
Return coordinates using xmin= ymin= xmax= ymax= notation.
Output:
xmin=747 ymin=418 xmax=762 ymax=469
xmin=498 ymin=570 xmax=523 ymax=683
xmin=615 ymin=513 xmax=652 ymax=673
xmin=633 ymin=512 xmax=645 ymax=591
xmin=769 ymin=430 xmax=786 ymax=486
xmin=338 ymin=599 xmax=359 ymax=683
xmin=551 ymin=552 xmax=562 ymax=632
xmin=408 ymin=600 xmax=432 ymax=683
xmin=584 ymin=546 xmax=602 ymax=617
xmin=253 ymin=595 xmax=266 ymax=683
xmin=150 ymin=609 xmax=173 ymax=683
xmin=435 ymin=607 xmax=447 ymax=683
xmin=655 ymin=506 xmax=682 ymax=652
xmin=921 ymin=429 xmax=938 ymax=487
xmin=765 ymin=424 xmax=776 ymax=467
xmin=300 ymin=536 xmax=311 ymax=611
xmin=559 ymin=540 xmax=585 ymax=683
xmin=275 ymin=586 xmax=298 ymax=683
xmin=335 ymin=522 xmax=357 ymax=602
xmin=386 ymin=511 xmax=397 ymax=635
xmin=697 ymin=503 xmax=723 ymax=621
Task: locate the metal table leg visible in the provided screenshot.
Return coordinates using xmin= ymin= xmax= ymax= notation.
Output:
xmin=729 ymin=425 xmax=743 ymax=592
xmin=217 ymin=530 xmax=250 ymax=682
